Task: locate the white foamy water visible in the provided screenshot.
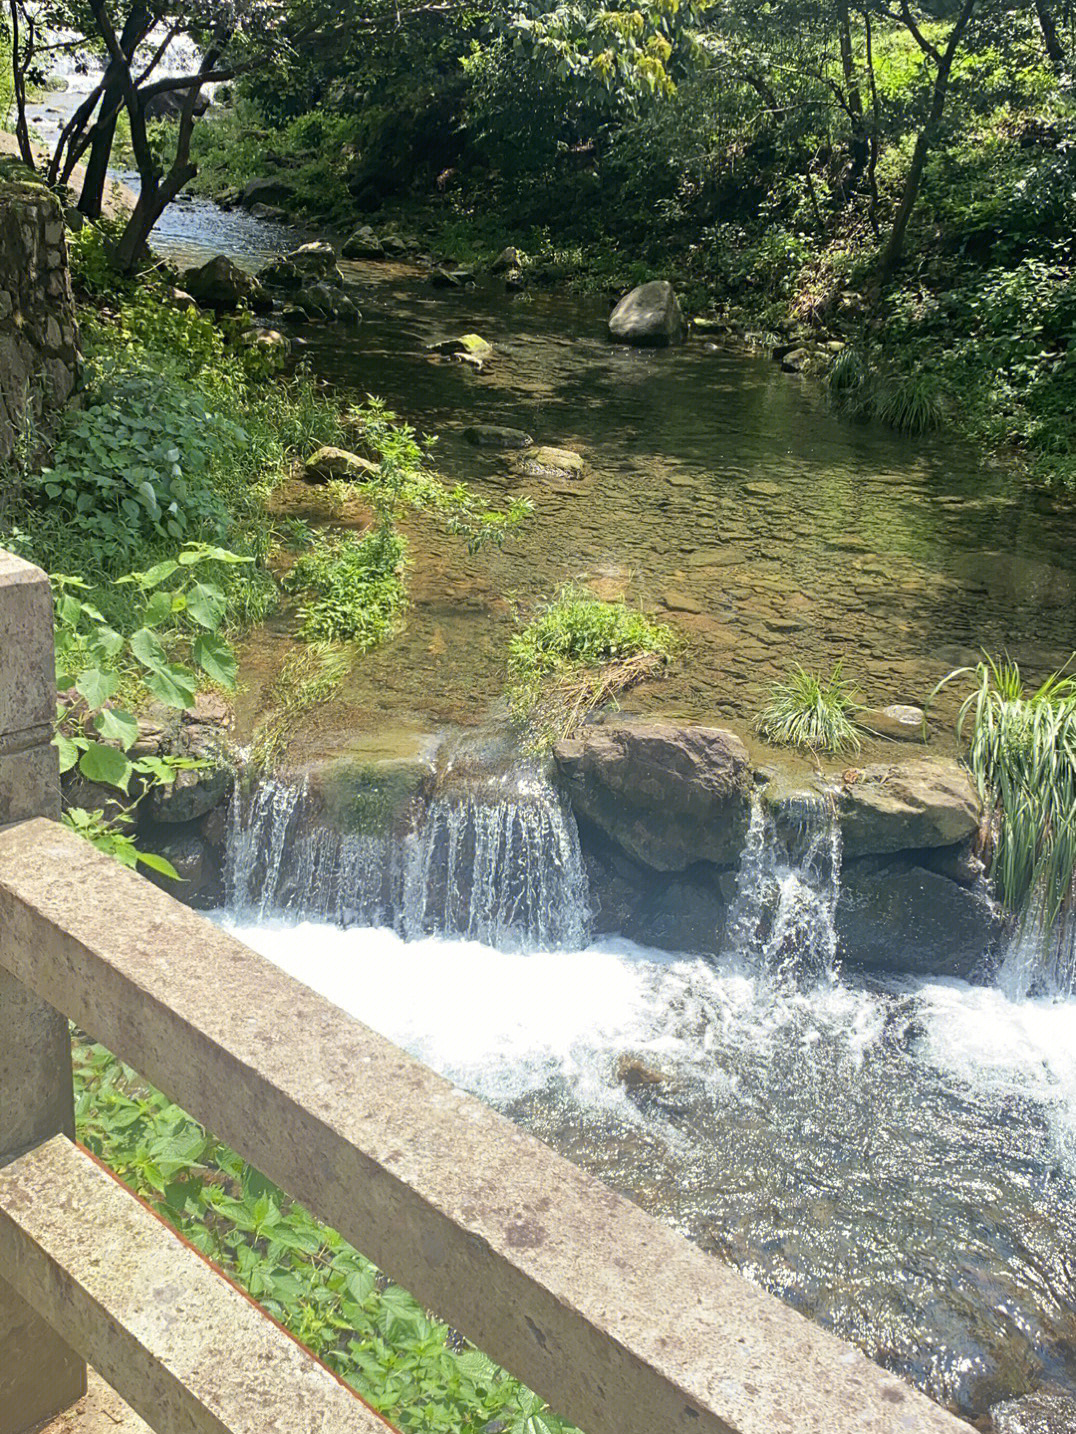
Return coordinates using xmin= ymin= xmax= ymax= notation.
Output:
xmin=221 ymin=916 xmax=1076 ymax=1170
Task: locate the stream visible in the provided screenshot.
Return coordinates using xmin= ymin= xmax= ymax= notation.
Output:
xmin=29 ymin=78 xmax=1076 ymax=1421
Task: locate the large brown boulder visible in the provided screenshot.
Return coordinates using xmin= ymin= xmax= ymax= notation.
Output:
xmin=180 ymin=254 xmax=269 ymax=313
xmin=837 ymin=757 xmax=981 ymax=858
xmin=554 ymin=722 xmax=751 ymax=871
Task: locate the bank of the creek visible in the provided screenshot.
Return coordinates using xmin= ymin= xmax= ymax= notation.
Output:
xmin=29 ymin=98 xmax=1076 ymax=1427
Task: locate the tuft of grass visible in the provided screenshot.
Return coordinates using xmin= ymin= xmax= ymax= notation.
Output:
xmin=284 ymin=528 xmax=407 ymax=646
xmin=755 ymin=662 xmax=863 ymax=755
xmin=873 ymin=370 xmax=944 ymax=436
xmin=936 ymin=655 xmax=1076 ymax=927
xmin=508 ymin=586 xmax=676 ymax=743
xmin=250 ymin=642 xmax=352 ymax=771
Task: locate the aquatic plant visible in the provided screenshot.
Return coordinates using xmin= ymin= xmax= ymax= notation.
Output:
xmin=285 ymin=529 xmax=408 ymax=646
xmin=755 ymin=663 xmax=862 ymax=755
xmin=508 ymin=586 xmax=676 ymax=743
xmin=936 ymin=655 xmax=1076 ymax=927
xmin=250 ymin=642 xmax=353 ymax=771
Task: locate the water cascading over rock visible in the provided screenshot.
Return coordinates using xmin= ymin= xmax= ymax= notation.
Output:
xmin=225 ymin=759 xmax=590 ymax=951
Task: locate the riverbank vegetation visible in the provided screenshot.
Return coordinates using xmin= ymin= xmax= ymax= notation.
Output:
xmin=75 ymin=1039 xmax=577 ymax=1434
xmin=508 ymin=588 xmax=676 ymax=744
xmin=939 ymin=657 xmax=1076 ymax=929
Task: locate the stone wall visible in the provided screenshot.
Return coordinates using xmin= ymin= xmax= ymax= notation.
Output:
xmin=0 ymin=174 xmax=79 ymax=468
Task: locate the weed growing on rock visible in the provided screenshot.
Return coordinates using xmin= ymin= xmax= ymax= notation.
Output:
xmin=508 ymin=586 xmax=676 ymax=744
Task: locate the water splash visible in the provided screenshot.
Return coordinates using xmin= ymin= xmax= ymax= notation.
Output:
xmin=225 ymin=767 xmax=590 ymax=950
xmin=724 ymin=792 xmax=843 ymax=981
xmin=998 ymin=892 xmax=1076 ymax=1000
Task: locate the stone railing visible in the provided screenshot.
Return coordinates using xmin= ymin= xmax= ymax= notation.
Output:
xmin=0 ymin=548 xmax=972 ymax=1434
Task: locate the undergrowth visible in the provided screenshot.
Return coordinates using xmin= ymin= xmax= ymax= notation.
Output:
xmin=508 ymin=587 xmax=675 ymax=744
xmin=74 ymin=1041 xmax=578 ymax=1434
xmin=285 ymin=529 xmax=408 ymax=645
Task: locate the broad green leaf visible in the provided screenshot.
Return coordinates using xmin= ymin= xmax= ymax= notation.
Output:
xmin=186 ymin=582 xmax=227 ymax=631
xmin=78 ymin=742 xmax=133 ymax=792
xmin=54 ymin=733 xmax=81 ymax=773
xmin=130 ymin=626 xmax=169 ymax=672
xmin=143 ymin=665 xmax=197 ymax=710
xmin=192 ymin=631 xmax=237 ymax=688
xmin=75 ymin=668 xmax=118 ymax=710
xmin=143 ymin=590 xmax=174 ymax=629
xmin=94 ymin=707 xmax=140 ymax=751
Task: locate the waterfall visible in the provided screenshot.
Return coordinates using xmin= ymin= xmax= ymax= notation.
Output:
xmin=997 ymin=897 xmax=1076 ymax=1000
xmin=724 ymin=792 xmax=843 ymax=981
xmin=225 ymin=765 xmax=590 ymax=951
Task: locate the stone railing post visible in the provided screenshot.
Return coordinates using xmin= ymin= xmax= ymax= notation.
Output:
xmin=0 ymin=549 xmax=86 ymax=1431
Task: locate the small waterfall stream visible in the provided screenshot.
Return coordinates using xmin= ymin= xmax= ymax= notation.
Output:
xmin=723 ymin=793 xmax=843 ymax=980
xmin=225 ymin=763 xmax=590 ymax=950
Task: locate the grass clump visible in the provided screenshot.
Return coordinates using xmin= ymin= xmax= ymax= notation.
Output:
xmin=508 ymin=586 xmax=676 ymax=743
xmin=937 ymin=655 xmax=1076 ymax=927
xmin=250 ymin=642 xmax=354 ymax=771
xmin=284 ymin=529 xmax=407 ymax=646
xmin=755 ymin=662 xmax=863 ymax=755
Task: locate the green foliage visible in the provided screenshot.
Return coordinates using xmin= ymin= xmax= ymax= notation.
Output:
xmin=51 ymin=545 xmax=247 ymax=871
xmin=936 ymin=656 xmax=1076 ymax=926
xmin=250 ymin=642 xmax=354 ymax=770
xmin=286 ymin=528 xmax=408 ymax=645
xmin=508 ymin=587 xmax=675 ymax=741
xmin=755 ymin=663 xmax=863 ymax=756
xmin=74 ymin=1041 xmax=578 ymax=1434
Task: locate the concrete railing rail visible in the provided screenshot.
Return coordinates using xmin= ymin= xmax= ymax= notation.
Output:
xmin=0 ymin=548 xmax=972 ymax=1434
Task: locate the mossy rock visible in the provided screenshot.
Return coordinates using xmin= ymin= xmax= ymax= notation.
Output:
xmin=428 ymin=334 xmax=492 ymax=357
xmin=301 ymin=446 xmax=380 ymax=484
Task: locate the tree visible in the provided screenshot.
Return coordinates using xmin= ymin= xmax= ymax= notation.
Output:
xmin=877 ymin=0 xmax=982 ymax=276
xmin=5 ymin=0 xmax=276 ymax=268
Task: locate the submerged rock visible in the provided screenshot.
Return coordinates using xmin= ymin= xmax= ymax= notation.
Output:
xmin=990 ymin=1392 xmax=1076 ymax=1434
xmin=837 ymin=756 xmax=980 ymax=858
xmin=518 ymin=445 xmax=585 ymax=478
xmin=608 ymin=280 xmax=684 ymax=346
xmin=428 ymin=334 xmax=492 ymax=357
xmin=301 ymin=446 xmax=379 ymax=484
xmin=554 ymin=722 xmax=751 ymax=871
xmin=180 ymin=255 xmax=269 ymax=313
xmin=430 ymin=267 xmax=475 ymax=289
xmin=836 ymin=859 xmax=1001 ymax=978
xmin=616 ymin=1054 xmax=667 ymax=1087
xmin=463 ymin=424 xmax=533 ymax=449
xmin=859 ymin=704 xmax=927 ymax=741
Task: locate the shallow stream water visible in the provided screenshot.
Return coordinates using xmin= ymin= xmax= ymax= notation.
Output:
xmin=136 ymin=194 xmax=1076 ymax=761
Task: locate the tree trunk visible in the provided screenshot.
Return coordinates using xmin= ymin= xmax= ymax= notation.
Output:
xmin=77 ymin=4 xmax=151 ymax=219
xmin=879 ymin=0 xmax=978 ymax=278
xmin=1034 ymin=0 xmax=1066 ymax=66
xmin=836 ymin=0 xmax=867 ymax=191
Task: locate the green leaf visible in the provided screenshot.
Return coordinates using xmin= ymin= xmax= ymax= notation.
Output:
xmin=143 ymin=590 xmax=174 ymax=629
xmin=54 ymin=733 xmax=81 ymax=773
xmin=78 ymin=742 xmax=133 ymax=792
xmin=192 ymin=632 xmax=237 ymax=689
xmin=94 ymin=707 xmax=140 ymax=751
xmin=143 ymin=666 xmax=198 ymax=710
xmin=136 ymin=850 xmax=181 ymax=880
xmin=130 ymin=626 xmax=170 ymax=672
xmin=186 ymin=582 xmax=227 ymax=631
xmin=76 ymin=668 xmax=118 ymax=710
